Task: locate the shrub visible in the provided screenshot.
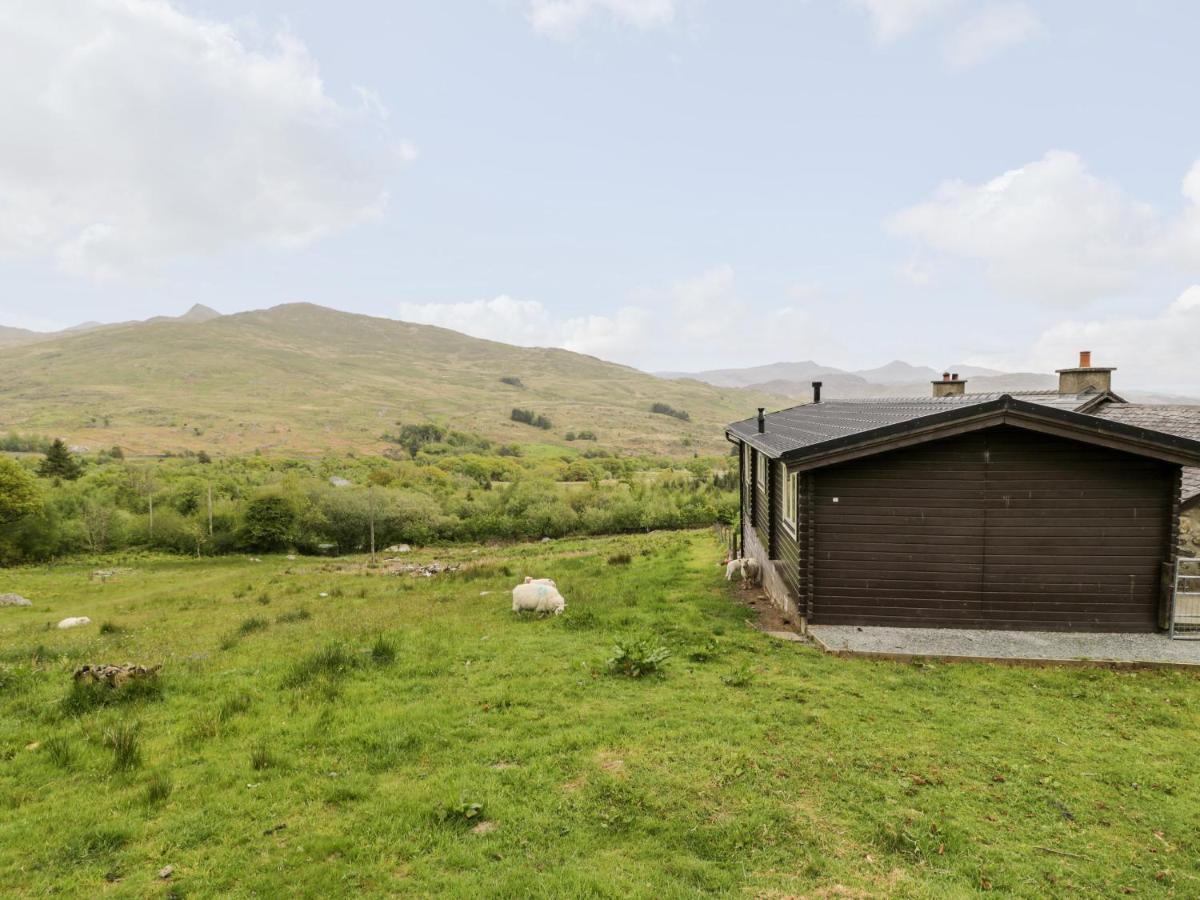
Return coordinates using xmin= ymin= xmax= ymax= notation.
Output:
xmin=511 ymin=408 xmax=552 ymax=430
xmin=98 ymin=621 xmax=124 ymax=635
xmin=607 ymin=551 xmax=632 ymax=565
xmin=606 ymin=637 xmax=670 ymax=678
xmin=276 ymin=607 xmax=311 ymax=624
xmin=721 ymin=664 xmax=755 ymax=687
xmin=499 ymin=376 xmax=524 ymax=388
xmin=104 ymin=721 xmax=141 ymax=771
xmin=650 ymin=402 xmax=690 ymax=421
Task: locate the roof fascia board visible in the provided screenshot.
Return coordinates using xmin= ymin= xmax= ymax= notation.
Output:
xmin=776 ymin=397 xmax=1200 ymax=472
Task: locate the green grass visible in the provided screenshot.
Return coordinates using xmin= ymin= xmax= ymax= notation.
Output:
xmin=0 ymin=530 xmax=1198 ymax=896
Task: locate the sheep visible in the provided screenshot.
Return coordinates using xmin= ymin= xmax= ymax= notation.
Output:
xmin=512 ymin=578 xmax=566 ymax=615
xmin=723 ymin=558 xmax=761 ymax=584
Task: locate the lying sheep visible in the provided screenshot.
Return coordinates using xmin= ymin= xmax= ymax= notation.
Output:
xmin=723 ymin=558 xmax=761 ymax=584
xmin=512 ymin=577 xmax=566 ymax=615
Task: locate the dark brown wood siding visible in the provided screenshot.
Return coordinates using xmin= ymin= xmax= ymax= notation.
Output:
xmin=811 ymin=426 xmax=1174 ymax=632
xmin=754 ymin=449 xmax=770 ymax=552
xmin=773 ymin=461 xmax=799 ymax=596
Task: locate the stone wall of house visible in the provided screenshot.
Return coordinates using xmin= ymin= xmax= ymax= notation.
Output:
xmin=1181 ymin=508 xmax=1200 ymax=560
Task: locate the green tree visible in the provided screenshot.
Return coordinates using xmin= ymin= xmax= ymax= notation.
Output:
xmin=37 ymin=439 xmax=83 ymax=480
xmin=240 ymin=492 xmax=296 ymax=551
xmin=0 ymin=458 xmax=41 ymax=524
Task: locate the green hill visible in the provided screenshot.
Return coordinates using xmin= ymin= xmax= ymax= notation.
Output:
xmin=0 ymin=303 xmax=772 ymax=457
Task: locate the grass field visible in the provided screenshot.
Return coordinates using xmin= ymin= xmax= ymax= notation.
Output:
xmin=1 ymin=530 xmax=1198 ymax=897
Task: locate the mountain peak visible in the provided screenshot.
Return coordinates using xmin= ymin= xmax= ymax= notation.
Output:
xmin=179 ymin=303 xmax=221 ymax=322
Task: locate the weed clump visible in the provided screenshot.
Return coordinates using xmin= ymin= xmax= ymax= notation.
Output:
xmin=606 ymin=637 xmax=670 ymax=679
xmin=282 ymin=642 xmax=357 ymax=688
xmin=721 ymin=664 xmax=755 ymax=688
xmin=43 ymin=735 xmax=75 ymax=769
xmin=104 ymin=721 xmax=141 ymax=771
xmin=238 ymin=617 xmax=269 ymax=636
xmin=436 ymin=796 xmax=485 ymax=828
xmin=607 ymin=552 xmax=632 ymax=565
xmin=370 ymin=635 xmax=396 ymax=666
xmin=98 ymin=621 xmax=124 ymax=635
xmin=250 ymin=741 xmax=278 ymax=770
xmin=276 ymin=607 xmax=311 ymax=624
xmin=143 ymin=771 xmax=173 ymax=805
xmin=61 ymin=676 xmax=162 ymax=716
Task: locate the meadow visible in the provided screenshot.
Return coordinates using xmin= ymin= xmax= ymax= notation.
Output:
xmin=1 ymin=530 xmax=1198 ymax=897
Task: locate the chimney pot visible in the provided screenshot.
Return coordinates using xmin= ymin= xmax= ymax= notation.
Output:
xmin=757 ymin=407 xmax=765 ymax=434
xmin=943 ymin=372 xmax=951 ymax=381
xmin=812 ymin=381 xmax=823 ymax=403
xmin=1079 ymin=350 xmax=1091 ymax=367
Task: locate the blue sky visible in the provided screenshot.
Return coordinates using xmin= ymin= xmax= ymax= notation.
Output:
xmin=3 ymin=1 xmax=1200 ymax=391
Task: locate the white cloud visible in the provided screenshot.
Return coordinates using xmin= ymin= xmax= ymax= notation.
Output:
xmin=0 ymin=0 xmax=397 ymax=281
xmin=398 ymin=266 xmax=834 ymax=370
xmin=944 ymin=2 xmax=1043 ymax=68
xmin=396 ymin=294 xmax=652 ymax=360
xmin=847 ymin=0 xmax=959 ymax=44
xmin=889 ymin=151 xmax=1162 ymax=303
xmin=975 ymin=288 xmax=1200 ymax=394
xmin=527 ymin=0 xmax=676 ymax=40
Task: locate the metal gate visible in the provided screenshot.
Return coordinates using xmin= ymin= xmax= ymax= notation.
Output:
xmin=1171 ymin=557 xmax=1200 ymax=639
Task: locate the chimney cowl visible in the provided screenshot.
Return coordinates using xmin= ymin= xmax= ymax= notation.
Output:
xmin=756 ymin=407 xmax=765 ymax=434
xmin=812 ymin=381 xmax=823 ymax=403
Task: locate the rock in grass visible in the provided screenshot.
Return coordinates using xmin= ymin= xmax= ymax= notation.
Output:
xmin=0 ymin=593 xmax=32 ymax=607
xmin=158 ymin=865 xmax=174 ymax=880
xmin=57 ymin=616 xmax=92 ymax=629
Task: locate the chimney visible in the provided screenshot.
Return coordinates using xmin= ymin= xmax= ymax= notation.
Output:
xmin=757 ymin=407 xmax=765 ymax=433
xmin=932 ymin=371 xmax=967 ymax=398
xmin=1056 ymin=350 xmax=1115 ymax=394
xmin=811 ymin=381 xmax=822 ymax=403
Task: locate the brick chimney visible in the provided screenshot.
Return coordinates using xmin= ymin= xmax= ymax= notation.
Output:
xmin=931 ymin=371 xmax=966 ymax=398
xmin=1056 ymin=351 xmax=1115 ymax=394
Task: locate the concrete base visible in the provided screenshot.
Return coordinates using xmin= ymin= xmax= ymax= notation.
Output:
xmin=741 ymin=526 xmax=796 ymax=616
xmin=808 ymin=624 xmax=1200 ymax=669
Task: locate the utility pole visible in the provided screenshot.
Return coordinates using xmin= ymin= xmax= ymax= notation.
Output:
xmin=368 ymin=483 xmax=377 ymax=564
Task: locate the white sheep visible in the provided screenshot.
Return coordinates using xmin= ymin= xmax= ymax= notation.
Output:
xmin=723 ymin=558 xmax=761 ymax=584
xmin=57 ymin=616 xmax=92 ymax=629
xmin=512 ymin=577 xmax=566 ymax=615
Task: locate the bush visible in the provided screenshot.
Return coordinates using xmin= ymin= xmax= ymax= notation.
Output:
xmin=511 ymin=408 xmax=552 ymax=430
xmin=606 ymin=637 xmax=670 ymax=678
xmin=650 ymin=403 xmax=690 ymax=421
xmin=499 ymin=376 xmax=524 ymax=388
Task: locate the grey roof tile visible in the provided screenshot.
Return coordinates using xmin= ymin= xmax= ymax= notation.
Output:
xmin=1091 ymin=404 xmax=1200 ymax=505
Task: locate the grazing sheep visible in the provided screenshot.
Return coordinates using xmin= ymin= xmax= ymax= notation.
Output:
xmin=512 ymin=578 xmax=566 ymax=615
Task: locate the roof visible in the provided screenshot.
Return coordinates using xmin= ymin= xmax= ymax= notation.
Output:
xmin=1091 ymin=404 xmax=1200 ymax=507
xmin=726 ymin=391 xmax=1200 ymax=478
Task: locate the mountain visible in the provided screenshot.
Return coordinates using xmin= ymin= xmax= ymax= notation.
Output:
xmin=0 ymin=305 xmax=216 ymax=348
xmin=656 ymin=360 xmax=842 ymax=388
xmin=0 ymin=303 xmax=771 ymax=456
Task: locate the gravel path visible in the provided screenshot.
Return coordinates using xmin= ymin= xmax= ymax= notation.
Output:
xmin=807 ymin=625 xmax=1200 ymax=667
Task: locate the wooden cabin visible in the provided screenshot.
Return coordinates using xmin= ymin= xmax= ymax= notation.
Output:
xmin=726 ymin=355 xmax=1200 ymax=632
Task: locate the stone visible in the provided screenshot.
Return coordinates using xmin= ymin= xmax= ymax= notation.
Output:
xmin=74 ymin=663 xmax=161 ymax=686
xmin=57 ymin=616 xmax=91 ymax=630
xmin=0 ymin=593 xmax=32 ymax=607
xmin=158 ymin=865 xmax=174 ymax=880
xmin=384 ymin=544 xmax=411 ymax=553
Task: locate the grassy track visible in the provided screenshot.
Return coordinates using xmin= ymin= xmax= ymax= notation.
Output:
xmin=1 ymin=531 xmax=1198 ymax=897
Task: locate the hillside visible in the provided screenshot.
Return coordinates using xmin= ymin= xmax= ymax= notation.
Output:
xmin=0 ymin=303 xmax=769 ymax=456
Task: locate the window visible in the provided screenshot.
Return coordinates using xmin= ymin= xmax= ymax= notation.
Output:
xmin=781 ymin=465 xmax=798 ymax=534
xmin=742 ymin=444 xmax=752 ymax=487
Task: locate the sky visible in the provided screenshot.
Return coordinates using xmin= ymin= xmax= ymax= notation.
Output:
xmin=3 ymin=0 xmax=1200 ymax=393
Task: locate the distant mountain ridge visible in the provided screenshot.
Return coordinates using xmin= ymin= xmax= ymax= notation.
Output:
xmin=0 ymin=302 xmax=772 ymax=456
xmin=0 ymin=304 xmax=221 ymax=348
xmin=659 ymin=359 xmax=1195 ymax=405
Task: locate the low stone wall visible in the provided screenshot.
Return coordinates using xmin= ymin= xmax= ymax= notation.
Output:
xmin=742 ymin=526 xmax=797 ymax=616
